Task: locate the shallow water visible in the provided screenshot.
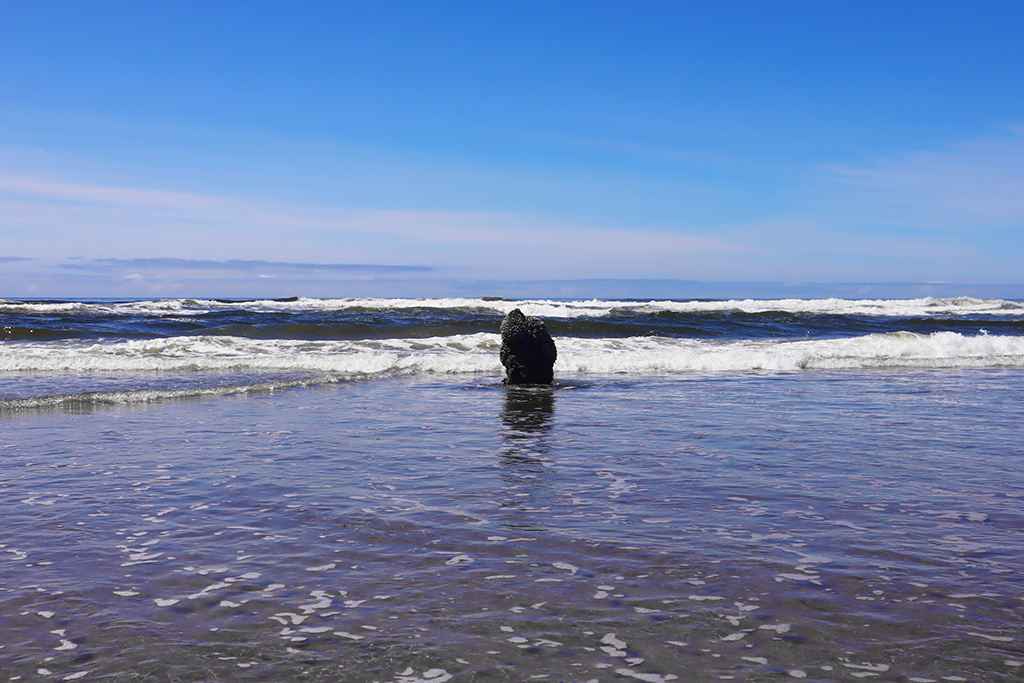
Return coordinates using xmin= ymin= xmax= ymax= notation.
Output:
xmin=2 ymin=370 xmax=1023 ymax=681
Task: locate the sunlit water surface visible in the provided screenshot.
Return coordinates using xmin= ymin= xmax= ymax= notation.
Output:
xmin=2 ymin=371 xmax=1023 ymax=682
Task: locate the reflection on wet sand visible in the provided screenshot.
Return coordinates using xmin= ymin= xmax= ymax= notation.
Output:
xmin=498 ymin=386 xmax=556 ymax=523
xmin=499 ymin=385 xmax=555 ymax=462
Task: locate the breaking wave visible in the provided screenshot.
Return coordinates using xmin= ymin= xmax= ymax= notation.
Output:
xmin=3 ymin=296 xmax=1022 ymax=410
xmin=3 ymin=331 xmax=1022 ymax=379
xmin=2 ymin=295 xmax=1023 ymax=318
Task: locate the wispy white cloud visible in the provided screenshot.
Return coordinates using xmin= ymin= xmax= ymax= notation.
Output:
xmin=0 ymin=173 xmax=238 ymax=211
xmin=6 ymin=123 xmax=1021 ymax=297
xmin=820 ymin=128 xmax=1024 ymax=226
xmin=62 ymin=257 xmax=433 ymax=275
xmin=0 ymin=172 xmax=746 ymax=281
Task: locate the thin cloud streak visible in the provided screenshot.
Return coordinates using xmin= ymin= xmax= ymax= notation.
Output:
xmin=821 ymin=129 xmax=1024 ymax=224
xmin=4 ymin=125 xmax=1022 ymax=293
xmin=0 ymin=173 xmax=238 ymax=211
xmin=0 ymin=172 xmax=747 ymax=280
xmin=61 ymin=258 xmax=434 ymax=274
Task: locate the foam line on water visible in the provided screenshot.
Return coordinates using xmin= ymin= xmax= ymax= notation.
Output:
xmin=2 ymin=296 xmax=1022 ymax=318
xmin=0 ymin=375 xmax=343 ymax=412
xmin=557 ymin=331 xmax=1024 ymax=373
xmin=3 ymin=331 xmax=1024 ymax=380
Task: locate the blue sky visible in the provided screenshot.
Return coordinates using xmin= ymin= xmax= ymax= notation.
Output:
xmin=1 ymin=2 xmax=1022 ymax=298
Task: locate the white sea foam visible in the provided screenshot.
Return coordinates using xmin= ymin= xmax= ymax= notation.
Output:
xmin=559 ymin=331 xmax=1024 ymax=373
xmin=4 ymin=330 xmax=1024 ymax=410
xmin=3 ymin=295 xmax=1022 ymax=318
xmin=11 ymin=330 xmax=1021 ymax=376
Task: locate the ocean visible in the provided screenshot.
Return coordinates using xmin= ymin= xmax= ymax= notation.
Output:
xmin=1 ymin=296 xmax=1023 ymax=681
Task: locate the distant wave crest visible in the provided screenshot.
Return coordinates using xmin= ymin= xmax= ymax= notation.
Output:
xmin=2 ymin=296 xmax=1022 ymax=318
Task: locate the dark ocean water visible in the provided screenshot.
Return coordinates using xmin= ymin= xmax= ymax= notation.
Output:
xmin=2 ymin=296 xmax=1024 ymax=409
xmin=2 ymin=297 xmax=1023 ymax=681
xmin=4 ymin=296 xmax=1024 ymax=344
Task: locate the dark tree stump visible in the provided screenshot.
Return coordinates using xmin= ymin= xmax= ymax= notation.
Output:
xmin=499 ymin=308 xmax=557 ymax=385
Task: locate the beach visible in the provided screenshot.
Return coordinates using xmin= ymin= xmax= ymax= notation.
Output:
xmin=2 ymin=298 xmax=1023 ymax=681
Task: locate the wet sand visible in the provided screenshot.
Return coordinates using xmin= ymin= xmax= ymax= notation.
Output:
xmin=2 ymin=372 xmax=1023 ymax=681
